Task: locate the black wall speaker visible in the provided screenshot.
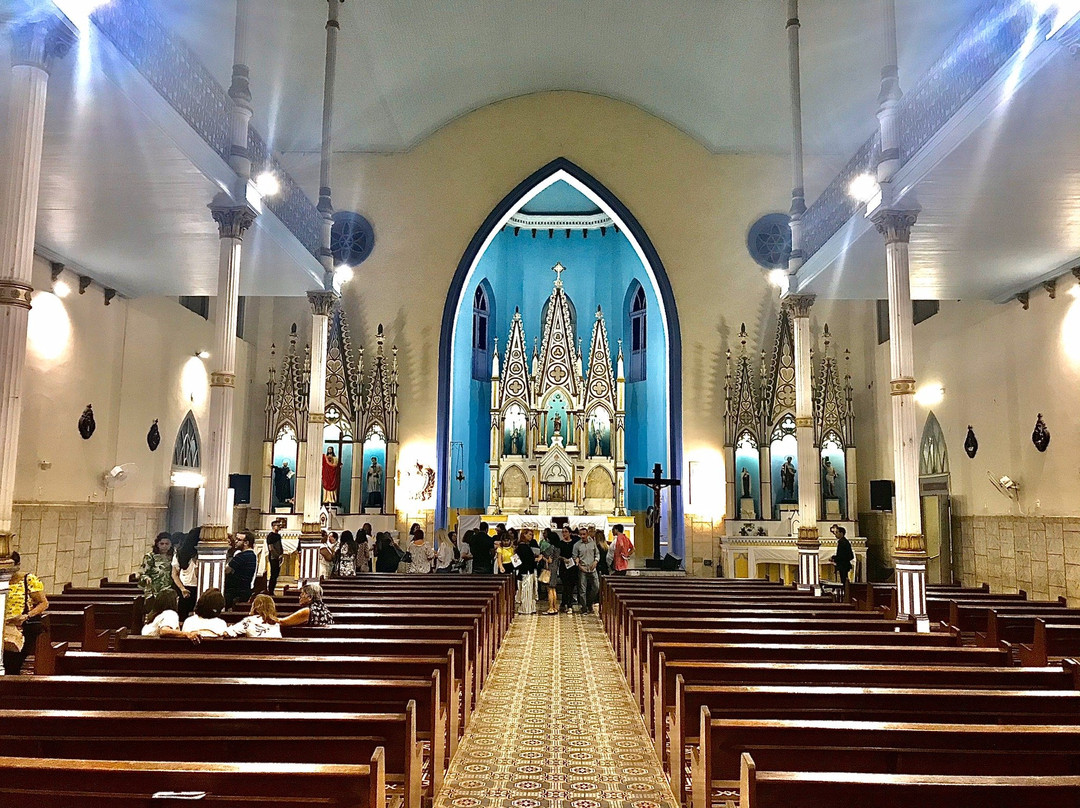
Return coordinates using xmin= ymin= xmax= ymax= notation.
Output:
xmin=870 ymin=479 xmax=894 ymax=511
xmin=229 ymin=473 xmax=252 ymax=505
xmin=660 ymin=553 xmax=682 ymax=571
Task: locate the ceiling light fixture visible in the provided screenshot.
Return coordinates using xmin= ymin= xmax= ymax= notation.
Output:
xmin=847 ymin=173 xmax=880 ymax=204
xmin=255 ymin=171 xmax=281 ymax=198
xmin=334 ymin=264 xmax=355 ymax=287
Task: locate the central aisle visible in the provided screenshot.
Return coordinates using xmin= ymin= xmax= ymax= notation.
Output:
xmin=435 ymin=613 xmax=677 ymax=808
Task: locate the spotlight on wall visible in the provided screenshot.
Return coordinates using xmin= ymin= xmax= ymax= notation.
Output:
xmin=255 ymin=171 xmax=281 ymax=198
xmin=50 ymin=262 xmax=71 ymax=298
xmin=847 ymin=173 xmax=880 ymax=204
xmin=334 ymin=264 xmax=355 ymax=286
xmin=196 ymin=350 xmax=210 ymax=360
xmin=767 ymin=269 xmax=790 ymax=294
xmin=914 ymin=383 xmax=945 ymax=407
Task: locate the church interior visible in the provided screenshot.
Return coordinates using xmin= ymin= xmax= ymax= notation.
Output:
xmin=3 ymin=0 xmax=1080 ymax=804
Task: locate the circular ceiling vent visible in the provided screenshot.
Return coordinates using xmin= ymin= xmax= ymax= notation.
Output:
xmin=331 ymin=211 xmax=375 ymax=267
xmin=747 ymin=213 xmax=791 ymax=269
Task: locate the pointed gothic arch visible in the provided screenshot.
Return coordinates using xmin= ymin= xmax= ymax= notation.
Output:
xmin=472 ymin=280 xmax=495 ymax=380
xmin=173 ymin=412 xmax=201 ymax=469
xmin=920 ymin=411 xmax=950 ymax=477
xmin=625 ymin=281 xmax=647 ymax=383
xmin=436 ymin=158 xmax=683 ymax=553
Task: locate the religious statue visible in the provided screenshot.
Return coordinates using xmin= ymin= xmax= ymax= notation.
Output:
xmin=272 ymin=460 xmax=295 ymax=506
xmin=511 ymin=425 xmax=522 ymax=454
xmin=322 ymin=447 xmax=341 ymax=505
xmin=740 ymin=466 xmax=751 ymax=499
xmin=780 ymin=456 xmax=796 ymax=500
xmin=552 ymin=412 xmax=563 ymax=444
xmin=822 ymin=457 xmax=838 ymax=498
xmin=365 ymin=456 xmax=383 ymax=508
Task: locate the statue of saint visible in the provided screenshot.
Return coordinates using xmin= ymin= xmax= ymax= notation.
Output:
xmin=822 ymin=458 xmax=838 ymax=498
xmin=780 ymin=456 xmax=796 ymax=500
xmin=366 ymin=456 xmax=383 ymax=508
xmin=740 ymin=466 xmax=751 ymax=499
xmin=321 ymin=447 xmax=341 ymax=505
xmin=511 ymin=425 xmax=522 ymax=454
xmin=272 ymin=459 xmax=294 ymax=506
xmin=552 ymin=412 xmax=562 ymax=444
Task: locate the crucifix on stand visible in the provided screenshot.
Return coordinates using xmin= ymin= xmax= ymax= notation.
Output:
xmin=634 ymin=463 xmax=681 ymax=568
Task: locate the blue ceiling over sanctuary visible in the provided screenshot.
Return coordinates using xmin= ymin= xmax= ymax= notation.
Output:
xmin=519 ymin=180 xmax=602 ymax=215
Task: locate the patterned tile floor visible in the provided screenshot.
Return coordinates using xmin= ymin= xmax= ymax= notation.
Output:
xmin=434 ymin=612 xmax=678 ymax=808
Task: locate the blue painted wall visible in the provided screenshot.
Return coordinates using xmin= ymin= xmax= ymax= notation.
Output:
xmin=449 ymin=223 xmax=668 ymax=511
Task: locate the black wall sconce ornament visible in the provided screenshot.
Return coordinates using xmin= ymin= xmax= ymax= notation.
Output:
xmin=147 ymin=419 xmax=161 ymax=452
xmin=78 ymin=404 xmax=96 ymax=440
xmin=1032 ymin=413 xmax=1050 ymax=452
xmin=964 ymin=425 xmax=978 ymax=459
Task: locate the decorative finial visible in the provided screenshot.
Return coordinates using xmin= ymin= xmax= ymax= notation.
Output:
xmin=552 ymin=262 xmax=566 ymax=286
xmin=617 ymin=338 xmax=623 ymax=360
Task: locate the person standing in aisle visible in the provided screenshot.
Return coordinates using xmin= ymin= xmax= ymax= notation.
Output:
xmin=572 ymin=529 xmax=600 ymax=613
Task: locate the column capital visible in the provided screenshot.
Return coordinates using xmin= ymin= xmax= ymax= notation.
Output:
xmin=871 ymin=208 xmax=919 ymax=244
xmin=785 ymin=294 xmax=815 ymax=318
xmin=209 ymin=202 xmax=258 ymax=240
xmin=210 ymin=371 xmax=236 ymax=388
xmin=10 ymin=14 xmax=77 ymax=74
xmin=307 ymin=289 xmax=339 ymax=317
xmin=0 ymin=281 xmax=33 ymax=311
xmin=894 ymin=532 xmax=926 ymax=555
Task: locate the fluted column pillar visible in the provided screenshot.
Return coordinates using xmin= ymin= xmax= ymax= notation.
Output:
xmin=200 ymin=204 xmax=256 ymax=545
xmin=0 ymin=16 xmax=75 ymax=559
xmin=301 ymin=291 xmax=337 ymax=541
xmin=872 ymin=208 xmax=927 ymax=628
xmin=788 ymin=296 xmax=820 ymax=591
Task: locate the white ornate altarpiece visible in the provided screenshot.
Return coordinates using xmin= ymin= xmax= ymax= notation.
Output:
xmin=488 ymin=263 xmax=626 ymax=518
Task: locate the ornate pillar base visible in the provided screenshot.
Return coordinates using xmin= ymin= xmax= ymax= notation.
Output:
xmin=196 ymin=541 xmax=229 ymax=596
xmin=298 ymin=535 xmax=323 ymax=582
xmin=895 ymin=532 xmax=929 ymax=631
xmin=796 ymin=525 xmax=821 ymax=593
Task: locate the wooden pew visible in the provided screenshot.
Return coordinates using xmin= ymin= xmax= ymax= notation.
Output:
xmin=1019 ymin=620 xmax=1080 ymax=666
xmin=0 ymin=673 xmax=448 ymax=792
xmin=947 ymin=599 xmax=1069 ymax=635
xmin=113 ymin=633 xmax=475 ymax=729
xmin=0 ymin=752 xmax=385 ymax=808
xmin=693 ymin=714 xmax=1080 ymax=806
xmin=0 ymin=708 xmax=419 ymax=808
xmin=737 ymin=752 xmax=1080 ymax=808
xmin=39 ymin=646 xmax=463 ymax=756
xmin=982 ymin=610 xmax=1080 ymax=649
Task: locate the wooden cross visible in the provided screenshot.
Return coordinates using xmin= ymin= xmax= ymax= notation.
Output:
xmin=634 ymin=463 xmax=681 ymax=564
xmin=552 ymin=262 xmax=566 ymax=284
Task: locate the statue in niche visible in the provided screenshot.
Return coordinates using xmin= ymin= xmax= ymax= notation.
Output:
xmin=273 ymin=460 xmax=295 ymax=505
xmin=780 ymin=456 xmax=796 ymax=501
xmin=822 ymin=458 xmax=838 ymax=498
xmin=511 ymin=425 xmax=523 ymax=454
xmin=740 ymin=467 xmax=751 ymax=499
xmin=322 ymin=447 xmax=341 ymax=505
xmin=551 ymin=412 xmax=563 ymax=445
xmin=365 ymin=456 xmax=383 ymax=508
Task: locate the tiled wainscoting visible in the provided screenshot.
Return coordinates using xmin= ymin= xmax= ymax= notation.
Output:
xmin=10 ymin=502 xmax=167 ymax=591
xmin=954 ymin=515 xmax=1080 ymax=605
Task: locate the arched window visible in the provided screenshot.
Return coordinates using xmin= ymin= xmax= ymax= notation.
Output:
xmin=628 ymin=284 xmax=647 ymax=382
xmin=472 ymin=283 xmax=492 ymax=380
xmin=919 ymin=411 xmax=950 ymax=477
xmin=173 ymin=412 xmax=201 ymax=469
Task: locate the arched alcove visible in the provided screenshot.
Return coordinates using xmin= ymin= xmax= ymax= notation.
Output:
xmin=436 ymin=158 xmax=683 ymax=554
xmin=920 ymin=412 xmax=950 ymax=477
xmin=173 ymin=411 xmax=201 ymax=470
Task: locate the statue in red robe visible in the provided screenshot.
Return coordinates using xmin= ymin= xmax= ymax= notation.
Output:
xmin=322 ymin=447 xmax=341 ymax=504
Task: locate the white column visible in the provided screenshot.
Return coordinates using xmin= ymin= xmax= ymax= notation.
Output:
xmin=0 ymin=16 xmax=74 ymax=551
xmin=788 ymin=296 xmax=820 ymax=591
xmin=876 ymin=0 xmax=903 ymax=184
xmin=201 ymin=205 xmax=256 ymax=542
xmin=301 ymin=292 xmax=336 ymax=537
xmin=872 ymin=208 xmax=928 ymax=629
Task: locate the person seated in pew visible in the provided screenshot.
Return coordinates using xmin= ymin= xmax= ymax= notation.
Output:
xmin=2 ymin=552 xmax=48 ymax=675
xmin=181 ymin=588 xmax=228 ymax=637
xmin=223 ymin=594 xmax=282 ymax=638
xmin=141 ymin=590 xmax=201 ymax=642
xmin=275 ymin=583 xmax=334 ymax=627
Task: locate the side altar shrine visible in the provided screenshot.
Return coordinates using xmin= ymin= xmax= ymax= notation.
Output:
xmin=260 ymin=311 xmax=400 ymax=536
xmin=720 ymin=307 xmax=866 ymax=583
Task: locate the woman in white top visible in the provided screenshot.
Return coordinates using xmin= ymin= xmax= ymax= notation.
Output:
xmin=223 ymin=594 xmax=282 ymax=638
xmin=141 ymin=590 xmax=201 ymax=642
xmin=171 ymin=529 xmax=200 ymax=619
xmin=407 ymin=528 xmax=436 ymax=574
xmin=181 ymin=588 xmax=228 ymax=637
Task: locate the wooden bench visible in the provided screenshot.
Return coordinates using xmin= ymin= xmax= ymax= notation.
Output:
xmin=0 ymin=673 xmax=448 ymax=792
xmin=737 ymin=752 xmax=1080 ymax=808
xmin=982 ymin=610 xmax=1080 ymax=649
xmin=0 ymin=708 xmax=419 ymax=808
xmin=947 ymin=599 xmax=1069 ymax=635
xmin=693 ymin=715 xmax=1080 ymax=806
xmin=1019 ymin=621 xmax=1080 ymax=666
xmin=0 ymin=752 xmax=385 ymax=807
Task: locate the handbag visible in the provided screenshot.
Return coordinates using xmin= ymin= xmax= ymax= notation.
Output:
xmin=538 ymin=569 xmax=552 ymax=585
